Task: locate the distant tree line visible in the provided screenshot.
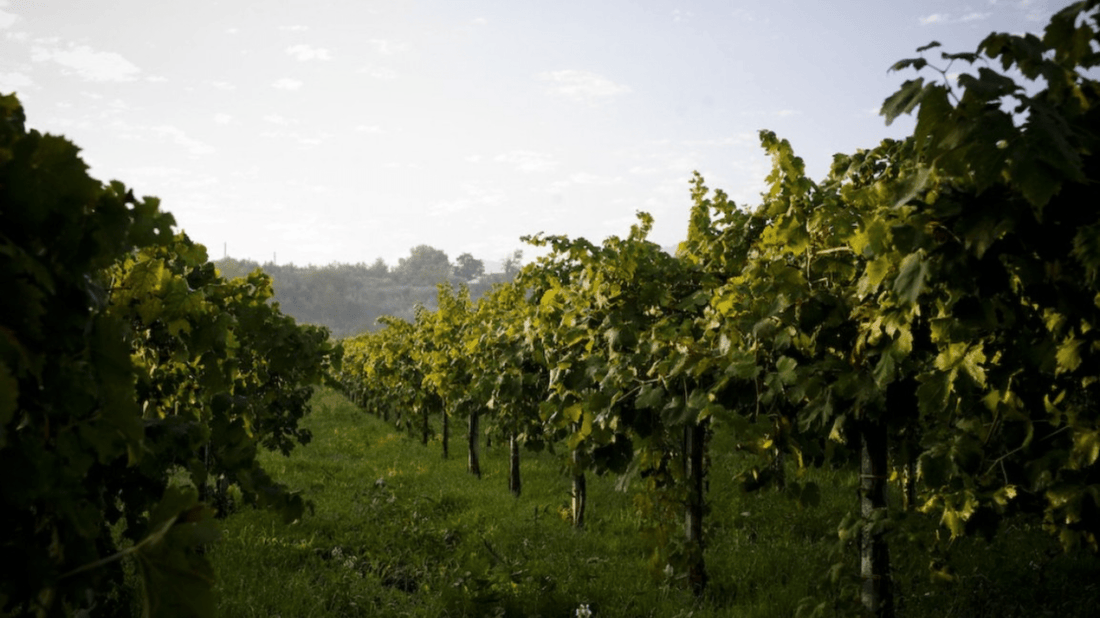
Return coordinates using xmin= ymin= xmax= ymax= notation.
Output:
xmin=214 ymin=246 xmax=523 ymax=339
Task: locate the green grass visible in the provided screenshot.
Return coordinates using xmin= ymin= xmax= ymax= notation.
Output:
xmin=207 ymin=389 xmax=1100 ymax=617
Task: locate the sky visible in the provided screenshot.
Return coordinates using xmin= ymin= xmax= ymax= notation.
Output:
xmin=0 ymin=0 xmax=1071 ymax=269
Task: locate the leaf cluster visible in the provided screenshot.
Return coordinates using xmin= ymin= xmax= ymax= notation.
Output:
xmin=0 ymin=93 xmax=339 ymax=617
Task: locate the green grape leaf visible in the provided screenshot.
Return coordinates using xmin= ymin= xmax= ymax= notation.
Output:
xmin=881 ymin=78 xmax=927 ymax=125
xmin=564 ymin=402 xmax=583 ymax=423
xmin=1071 ymin=222 xmax=1100 ymax=284
xmin=917 ymin=371 xmax=951 ymax=418
xmin=1070 ymin=430 xmax=1100 ymax=469
xmin=892 ymin=252 xmax=928 ymax=305
xmin=138 ymin=523 xmax=218 ymax=617
xmin=635 ymin=386 xmax=665 ymax=413
xmin=775 ymin=356 xmax=798 ymax=385
xmin=1056 ymin=336 xmax=1083 ymax=375
xmin=889 ymin=57 xmax=928 ymax=72
xmin=873 ymin=352 xmax=896 ymax=388
xmin=942 ymin=51 xmax=980 ymax=63
xmin=859 ymin=256 xmax=893 ymax=297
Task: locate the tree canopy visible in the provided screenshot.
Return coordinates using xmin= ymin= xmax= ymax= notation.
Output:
xmin=453 ymin=252 xmax=485 ymax=281
xmin=395 ymin=245 xmax=452 ymax=285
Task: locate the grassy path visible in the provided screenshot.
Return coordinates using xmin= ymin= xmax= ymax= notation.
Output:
xmin=209 ymin=388 xmax=1100 ymax=617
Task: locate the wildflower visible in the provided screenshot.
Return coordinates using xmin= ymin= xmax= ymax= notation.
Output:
xmin=576 ymin=603 xmax=592 ymax=618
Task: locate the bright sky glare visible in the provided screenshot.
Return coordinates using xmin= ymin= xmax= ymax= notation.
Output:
xmin=0 ymin=0 xmax=1069 ymax=267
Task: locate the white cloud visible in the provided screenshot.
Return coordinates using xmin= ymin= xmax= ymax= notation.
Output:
xmin=259 ymin=129 xmax=331 ymax=147
xmin=105 ymin=98 xmax=133 ymax=112
xmin=920 ymin=12 xmax=991 ymax=25
xmin=214 ymin=113 xmax=233 ymax=125
xmin=44 ymin=117 xmax=94 ymax=132
xmin=775 ymin=109 xmax=801 ymax=117
xmin=729 ymin=8 xmax=763 ymax=23
xmin=672 ymin=9 xmax=694 ymax=23
xmin=430 ymin=183 xmax=505 ymax=215
xmin=225 ymin=27 xmax=239 ymax=35
xmin=286 ymin=44 xmax=331 ymax=61
xmin=272 ymin=78 xmax=303 ymax=90
xmin=353 ymin=124 xmax=382 ymax=133
xmin=568 ymin=172 xmax=623 ymax=186
xmin=207 ymin=80 xmax=235 ymax=90
xmin=279 ymin=25 xmax=309 ymax=32
xmin=1024 ymin=7 xmax=1048 ymax=22
xmin=146 ymin=75 xmax=168 ymax=83
xmin=601 ymin=213 xmax=648 ymax=232
xmin=370 ymin=39 xmax=409 ymax=55
xmin=5 ymin=31 xmax=28 ymax=41
xmin=540 ymin=70 xmax=631 ymax=103
xmin=959 ymin=12 xmax=991 ymax=22
xmin=681 ymin=134 xmax=754 ymax=147
xmin=286 ymin=179 xmax=333 ymax=195
xmin=31 ymin=44 xmax=140 ymax=82
xmin=663 ymin=155 xmax=699 ymax=173
xmin=0 ymin=71 xmax=33 ymax=90
xmin=0 ymin=7 xmax=17 ymax=29
xmin=151 ymin=125 xmax=214 ymax=156
xmin=494 ymin=150 xmax=559 ymax=173
xmin=263 ymin=113 xmax=292 ymax=125
xmin=361 ymin=66 xmax=398 ymax=80
xmin=471 ymin=17 xmax=488 ymax=26
xmin=119 ymin=165 xmax=189 ymax=180
xmin=463 ymin=183 xmax=505 ymax=202
xmin=119 ymin=166 xmax=219 ymax=191
xmin=431 ymin=198 xmax=476 ymax=215
xmin=547 ymin=172 xmax=624 ymax=193
xmin=230 ymin=165 xmax=261 ymax=181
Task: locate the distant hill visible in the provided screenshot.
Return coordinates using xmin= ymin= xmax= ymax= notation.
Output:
xmin=213 ymin=257 xmax=513 ymax=339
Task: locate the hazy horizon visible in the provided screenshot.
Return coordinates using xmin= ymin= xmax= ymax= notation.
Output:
xmin=0 ymin=0 xmax=1067 ymax=267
